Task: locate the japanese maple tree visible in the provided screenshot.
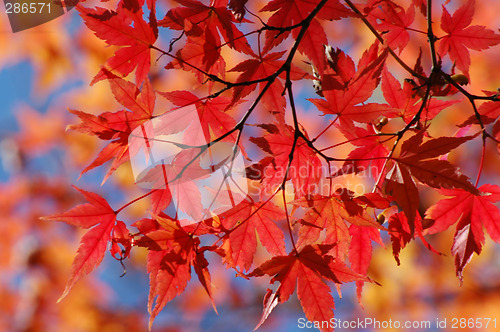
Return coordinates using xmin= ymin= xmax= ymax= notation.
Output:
xmin=39 ymin=0 xmax=500 ymax=330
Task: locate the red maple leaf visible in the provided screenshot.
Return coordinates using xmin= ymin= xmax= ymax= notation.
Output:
xmin=388 ymin=212 xmax=414 ymax=265
xmin=69 ymin=74 xmax=155 ymax=182
xmin=217 ymin=199 xmax=286 ymax=271
xmin=386 ymin=211 xmax=438 ymax=266
xmin=385 ymin=131 xmax=477 ymax=226
xmin=78 ymin=0 xmax=158 ymax=85
xmin=228 ymin=0 xmax=248 ymax=20
xmin=135 ymin=157 xmax=212 ymax=219
xmin=292 ymin=193 xmax=383 ymax=261
xmin=229 ymin=51 xmax=306 ymax=122
xmin=151 ymin=188 xmax=172 ymax=215
xmin=293 ymin=195 xmax=351 ymax=260
xmin=41 ymin=187 xmax=120 ymax=301
xmin=166 ymin=35 xmax=227 ymax=83
xmin=476 ymin=99 xmax=500 ymax=124
xmin=399 ymin=130 xmax=477 ymax=162
xmin=310 ymin=43 xmax=392 ymax=126
xmin=381 ymin=67 xmax=462 ymax=123
xmin=137 ymin=215 xmax=216 ymax=328
xmin=160 ymin=0 xmax=254 ymax=82
xmin=160 ymin=90 xmax=238 ymax=143
xmin=438 ymin=0 xmax=500 ymax=77
xmin=425 ymin=184 xmax=500 ymax=281
xmin=109 ymin=74 xmax=156 ymax=118
xmin=147 ymin=250 xmax=191 ymax=329
xmin=337 ymin=124 xmax=390 ymax=179
xmin=160 ymin=0 xmax=254 ymax=55
xmin=250 ymin=124 xmax=322 ymax=199
xmin=385 ymin=161 xmax=421 ymax=228
xmin=250 ymin=245 xmax=367 ymax=332
xmin=460 ymin=93 xmax=500 ymax=126
xmin=348 ymin=224 xmax=383 ymax=304
xmin=260 ymin=0 xmax=350 ymax=71
xmin=365 ymin=0 xmax=415 ymax=52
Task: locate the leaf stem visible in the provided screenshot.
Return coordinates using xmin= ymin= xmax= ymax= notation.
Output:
xmin=115 ymin=190 xmax=155 ymax=214
xmin=475 ymin=134 xmax=486 ymax=187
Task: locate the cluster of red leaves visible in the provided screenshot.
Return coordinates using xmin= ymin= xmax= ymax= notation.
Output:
xmin=42 ymin=0 xmax=500 ymax=331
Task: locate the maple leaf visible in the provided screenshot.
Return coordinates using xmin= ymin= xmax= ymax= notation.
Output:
xmin=365 ymin=1 xmax=415 ymax=52
xmin=78 ymin=0 xmax=158 ymax=85
xmin=398 ymin=150 xmax=478 ymax=192
xmin=111 ymin=220 xmax=132 ymax=260
xmin=438 ymin=0 xmax=500 ymax=77
xmin=385 ymin=161 xmax=421 ymax=228
xmin=292 ymin=192 xmax=383 ymax=261
xmin=386 ymin=211 xmax=437 ymax=266
xmin=400 ymin=130 xmax=477 ymax=161
xmin=388 ymin=212 xmax=413 ymax=265
xmin=40 ymin=187 xmax=118 ymax=301
xmin=147 ymin=250 xmax=191 ymax=329
xmin=151 ymin=189 xmax=172 ymax=215
xmin=250 ymin=124 xmax=322 ymax=199
xmin=381 ymin=68 xmax=462 ymax=123
xmin=310 ymin=43 xmax=392 ymax=125
xmin=250 ymin=245 xmax=367 ymax=332
xmin=109 ymin=74 xmax=156 ymax=118
xmin=166 ymin=35 xmax=227 ymax=83
xmin=229 ymin=51 xmax=306 ymax=122
xmin=136 ymin=158 xmax=210 ymax=219
xmin=138 ymin=215 xmax=216 ymax=328
xmin=215 ymin=198 xmax=286 ymax=271
xmin=228 ymin=0 xmax=248 ymax=21
xmin=160 ymin=0 xmax=254 ymax=83
xmin=69 ymin=75 xmax=155 ymax=182
xmin=160 ymin=90 xmax=238 ymax=143
xmin=348 ymin=224 xmax=383 ymax=304
xmin=172 ymin=180 xmax=205 ymax=220
xmin=476 ymin=99 xmax=500 ymax=124
xmin=460 ymin=96 xmax=500 ymax=126
xmin=425 ymin=184 xmax=500 ymax=282
xmin=192 ymin=246 xmax=218 ymax=313
xmin=294 ymin=195 xmax=351 ymax=260
xmin=386 ymin=131 xmax=477 ymax=227
xmin=412 ymin=0 xmax=426 ymax=15
xmin=260 ymin=0 xmax=350 ymax=71
xmin=337 ymin=124 xmax=390 ymax=179
xmin=320 ymin=45 xmax=357 ymax=88
xmin=160 ymin=0 xmax=254 ymax=55
xmin=254 ymin=289 xmax=279 ymax=330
